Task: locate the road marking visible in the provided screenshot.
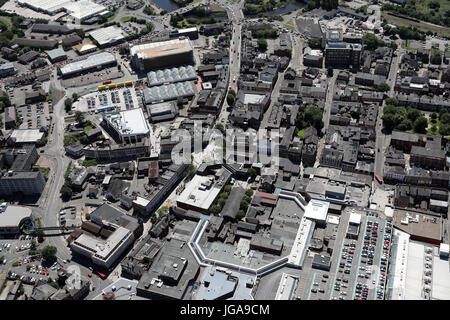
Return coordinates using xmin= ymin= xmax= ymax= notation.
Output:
xmin=307 ymin=272 xmax=317 ymax=300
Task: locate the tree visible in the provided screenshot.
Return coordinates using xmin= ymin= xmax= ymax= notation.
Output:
xmin=176 ymin=96 xmax=183 ymax=107
xmin=236 ymin=209 xmax=246 ymax=220
xmin=215 ymin=123 xmax=225 ymax=134
xmin=308 ymin=37 xmax=323 ymax=49
xmin=224 ymin=185 xmax=232 ymax=193
xmin=362 ymin=33 xmax=384 ymax=50
xmin=413 ymin=116 xmax=428 ymax=133
xmin=327 ymin=68 xmax=334 ymax=77
xmin=430 ymin=53 xmax=442 ymax=65
xmin=74 ymin=111 xmax=85 ymax=124
xmin=385 ymin=97 xmax=398 ymax=106
xmin=376 ymin=83 xmax=390 ymax=92
xmin=37 ymin=230 xmax=45 ymax=243
xmin=72 ymin=93 xmax=79 ymax=101
xmin=226 ymin=93 xmax=235 ymax=106
xmin=382 ymin=113 xmax=396 ymax=131
xmin=218 ymin=198 xmax=227 ymax=208
xmin=64 ymin=98 xmax=73 ymax=113
xmin=41 ymin=245 xmax=57 ymax=262
xmin=431 ymin=112 xmax=437 ymax=120
xmin=60 ymin=184 xmax=73 ymax=201
xmin=210 ymin=205 xmax=221 ymax=214
xmin=247 ymin=167 xmax=257 ymax=179
xmin=304 ymin=105 xmax=324 ymax=132
xmin=257 ymin=38 xmax=268 ymax=51
xmin=245 ymin=189 xmax=254 ymax=197
xmin=240 ymin=199 xmax=249 ymax=211
xmin=30 ymin=240 xmax=37 ymax=250
xmin=406 ymin=108 xmax=421 ymax=122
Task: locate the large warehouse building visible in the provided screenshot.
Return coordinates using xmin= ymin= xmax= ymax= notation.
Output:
xmin=130 ymin=39 xmax=194 ymax=72
xmin=89 ymin=26 xmax=125 ymax=48
xmin=60 ymin=51 xmax=116 ymax=78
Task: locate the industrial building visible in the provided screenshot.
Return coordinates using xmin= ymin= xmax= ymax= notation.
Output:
xmin=147 ymin=65 xmax=197 ymax=87
xmin=8 ymin=129 xmax=45 ymax=145
xmin=143 ymin=81 xmax=197 ymax=104
xmin=60 ymin=51 xmax=116 ymax=78
xmin=130 ymin=39 xmax=194 ymax=72
xmin=89 ymin=26 xmax=125 ymax=48
xmin=0 ymin=63 xmax=17 ymax=78
xmin=102 ymin=108 xmax=150 ymax=144
xmin=169 ymin=27 xmax=199 ymax=40
xmin=46 ymin=48 xmax=67 ymax=63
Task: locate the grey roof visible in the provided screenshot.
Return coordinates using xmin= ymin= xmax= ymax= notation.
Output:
xmin=90 ymin=203 xmax=140 ymax=233
xmin=60 ymin=51 xmax=116 ymax=76
xmin=221 ymin=186 xmax=245 ymax=219
xmin=147 ymin=65 xmax=197 ymax=87
xmin=46 ymin=48 xmax=66 ymax=60
xmin=143 ymin=81 xmax=196 ymax=104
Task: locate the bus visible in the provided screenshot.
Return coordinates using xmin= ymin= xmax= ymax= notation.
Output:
xmin=125 ymin=80 xmax=133 ymax=87
xmin=233 ymin=46 xmax=236 ymax=53
xmin=108 ymin=83 xmax=116 ymax=89
xmin=98 ymin=85 xmax=106 ymax=91
xmin=103 ymin=80 xmax=112 ymax=85
xmin=117 ymin=82 xmax=125 ymax=88
xmin=96 ymin=271 xmax=106 ymax=279
xmin=375 ymin=174 xmax=383 ymax=184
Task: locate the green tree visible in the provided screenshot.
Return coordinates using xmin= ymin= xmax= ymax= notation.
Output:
xmin=215 ymin=123 xmax=225 ymax=134
xmin=224 ymin=185 xmax=232 ymax=193
xmin=74 ymin=111 xmax=85 ymax=124
xmin=37 ymin=230 xmax=45 ymax=243
xmin=376 ymin=83 xmax=390 ymax=92
xmin=430 ymin=54 xmax=442 ymax=65
xmin=245 ymin=189 xmax=254 ymax=197
xmin=248 ymin=167 xmax=257 ymax=179
xmin=382 ymin=113 xmax=396 ymax=131
xmin=240 ymin=199 xmax=249 ymax=211
xmin=64 ymin=98 xmax=73 ymax=113
xmin=406 ymin=108 xmax=421 ymax=122
xmin=304 ymin=105 xmax=324 ymax=132
xmin=210 ymin=205 xmax=221 ymax=214
xmin=227 ymin=93 xmax=235 ymax=106
xmin=362 ymin=33 xmax=383 ymax=50
xmin=431 ymin=112 xmax=437 ymax=120
xmin=72 ymin=93 xmax=79 ymax=101
xmin=41 ymin=245 xmax=57 ymax=262
xmin=257 ymin=38 xmax=267 ymax=51
xmin=177 ymin=96 xmax=183 ymax=107
xmin=236 ymin=209 xmax=246 ymax=220
xmin=413 ymin=116 xmax=428 ymax=133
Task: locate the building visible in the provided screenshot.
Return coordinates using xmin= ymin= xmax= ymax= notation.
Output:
xmin=147 ymin=65 xmax=197 ymax=87
xmin=102 ymin=108 xmax=150 ymax=144
xmin=18 ymin=51 xmax=39 ymax=64
xmin=74 ymin=42 xmax=98 ymax=55
xmin=0 ymin=204 xmax=32 ymax=235
xmin=325 ymin=43 xmax=362 ymax=69
xmin=169 ymin=27 xmax=199 ymax=40
xmin=346 ymin=211 xmax=361 ymax=239
xmin=143 ymin=81 xmax=197 ymax=104
xmin=8 ymin=129 xmax=44 ymax=145
xmin=0 ymin=169 xmax=45 ymax=197
xmin=83 ymin=140 xmax=151 ymax=161
xmin=0 ymin=63 xmax=17 ymax=78
xmin=70 ymin=204 xmax=142 ymax=268
xmin=176 ymin=169 xmax=231 ymax=214
xmin=13 ymin=39 xmax=58 ymax=50
xmin=130 ymin=39 xmax=194 ymax=72
xmin=46 ymin=48 xmax=67 ymax=63
xmin=89 ymin=26 xmax=125 ymax=48
xmin=4 ymin=107 xmax=16 ymax=130
xmin=312 ymin=253 xmax=331 ymax=271
xmin=410 ymin=145 xmax=446 ymax=170
xmin=147 ymin=102 xmax=178 ymax=122
xmin=31 ymin=24 xmax=73 ymax=34
xmin=60 ymin=51 xmax=116 ymax=78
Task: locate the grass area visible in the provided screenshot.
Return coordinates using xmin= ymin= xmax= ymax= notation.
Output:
xmin=41 ymin=167 xmax=50 ymax=180
xmin=121 ymin=16 xmax=132 ymax=22
xmin=297 ymin=128 xmax=305 ymax=138
xmin=401 ymin=40 xmax=417 ymax=51
xmin=84 ymin=125 xmax=93 ymax=133
xmin=82 ymin=159 xmax=97 ymax=167
xmin=0 ymin=17 xmax=11 ymax=30
xmin=284 ymin=24 xmax=295 ymax=30
xmin=382 ymin=12 xmax=450 ymax=37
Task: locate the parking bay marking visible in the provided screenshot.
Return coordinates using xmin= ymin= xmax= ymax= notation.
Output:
xmin=352 ymin=217 xmax=369 ymax=300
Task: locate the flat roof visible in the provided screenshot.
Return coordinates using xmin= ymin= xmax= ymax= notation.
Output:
xmin=89 ymin=26 xmax=125 ymax=46
xmin=74 ymin=226 xmax=130 ymax=260
xmin=18 ymin=0 xmax=69 ymax=12
xmin=388 ymin=228 xmax=410 ymax=300
xmin=243 ymin=93 xmax=266 ymax=105
xmin=92 ymin=278 xmax=148 ymax=300
xmin=130 ymin=39 xmax=193 ymax=60
xmin=275 ymin=273 xmax=298 ymax=300
xmin=46 ymin=48 xmax=66 ymax=60
xmin=303 ymin=199 xmax=329 ymax=222
xmin=0 ymin=204 xmax=32 ymax=228
xmin=103 ymin=108 xmax=150 ymax=137
xmin=393 ymin=209 xmax=441 ymax=243
xmin=60 ymin=51 xmax=115 ymax=75
xmin=432 ymin=255 xmax=450 ymax=300
xmin=405 ymin=241 xmax=426 ymax=300
xmin=65 ymin=0 xmax=106 ymax=20
xmin=10 ymin=129 xmax=44 ymax=143
xmin=349 ymin=212 xmax=362 ymax=225
xmin=177 ymin=175 xmax=222 ymax=212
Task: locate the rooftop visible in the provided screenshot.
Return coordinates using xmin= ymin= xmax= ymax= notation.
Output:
xmin=131 ymin=39 xmax=193 ymax=60
xmin=103 ymin=108 xmax=149 ymax=137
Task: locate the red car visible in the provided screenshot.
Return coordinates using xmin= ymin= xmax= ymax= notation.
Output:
xmin=46 ymin=270 xmax=49 ymax=276
xmin=88 ymin=273 xmax=92 ymax=278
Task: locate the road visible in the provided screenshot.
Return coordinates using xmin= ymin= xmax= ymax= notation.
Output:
xmin=373 ymin=47 xmax=404 ymax=190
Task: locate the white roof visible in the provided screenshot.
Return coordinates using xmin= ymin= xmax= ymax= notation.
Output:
xmin=303 ymin=199 xmax=329 ymax=222
xmin=0 ymin=205 xmax=32 ymax=228
xmin=103 ymin=108 xmax=149 ymax=137
xmin=243 ymin=93 xmax=266 ymax=105
xmin=440 ymin=243 xmax=449 ymax=254
xmin=177 ymin=175 xmax=222 ymax=212
xmin=60 ymin=51 xmax=115 ymax=75
xmin=65 ymin=0 xmax=106 ymax=20
xmin=405 ymin=241 xmax=426 ymax=300
xmin=349 ymin=212 xmax=361 ymax=225
xmin=275 ymin=273 xmax=298 ymax=300
xmin=17 ymin=0 xmax=69 ymax=13
xmin=89 ymin=26 xmax=125 ymax=46
xmin=287 ymin=216 xmax=314 ymax=267
xmin=10 ymin=129 xmax=44 ymax=143
xmin=432 ymin=255 xmax=450 ymax=300
xmin=133 ymin=196 xmax=150 ymax=207
xmin=388 ymin=228 xmax=410 ymax=300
